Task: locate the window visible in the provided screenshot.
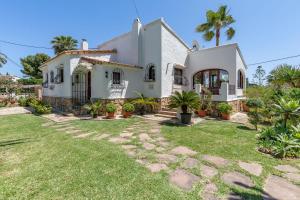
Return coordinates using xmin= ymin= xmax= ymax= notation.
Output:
xmin=145 ymin=64 xmax=155 ymax=81
xmin=238 ymin=70 xmax=244 ymax=89
xmin=174 ymin=68 xmax=183 ymax=85
xmin=45 ymin=73 xmax=49 ymax=83
xmin=56 ymin=68 xmax=64 ymax=83
xmin=50 ymin=71 xmax=54 ymax=83
xmin=193 ymin=69 xmax=229 ymax=89
xmin=113 ymin=72 xmax=121 ymax=84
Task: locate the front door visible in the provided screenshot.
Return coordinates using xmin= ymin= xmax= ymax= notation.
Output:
xmin=87 ymin=71 xmax=91 ymax=101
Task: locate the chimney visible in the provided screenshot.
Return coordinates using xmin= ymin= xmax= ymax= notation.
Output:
xmin=81 ymin=39 xmax=88 ymax=50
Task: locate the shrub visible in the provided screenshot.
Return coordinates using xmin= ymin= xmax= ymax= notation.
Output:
xmin=246 ymin=98 xmax=263 ymax=108
xmin=0 ymin=101 xmax=6 ymax=107
xmin=28 ymin=98 xmax=52 ymax=114
xmin=123 ymin=103 xmax=135 ymax=112
xmin=246 ymin=98 xmax=263 ymax=130
xmin=106 ymin=103 xmax=117 ymax=113
xmin=83 ymin=101 xmax=102 ymax=118
xmin=18 ymin=96 xmax=28 ymax=106
xmin=216 ymin=103 xmax=232 ymax=114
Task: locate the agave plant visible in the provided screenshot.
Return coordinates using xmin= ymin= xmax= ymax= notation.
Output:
xmin=272 ymin=134 xmax=300 ymax=158
xmin=273 ymin=98 xmax=300 ymax=128
xmin=131 ymin=92 xmax=158 ymax=115
xmin=83 ymin=101 xmax=102 ymax=118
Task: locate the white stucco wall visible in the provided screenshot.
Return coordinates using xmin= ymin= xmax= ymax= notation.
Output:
xmin=161 ymin=24 xmax=189 ymax=97
xmin=140 ymin=21 xmax=162 ymax=98
xmin=91 ymin=65 xmax=143 ymax=99
xmin=42 ymin=53 xmax=115 ymax=98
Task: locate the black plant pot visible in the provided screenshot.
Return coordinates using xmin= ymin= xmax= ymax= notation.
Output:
xmin=180 ymin=113 xmax=192 ymax=124
xmin=92 ymin=113 xmax=98 ymax=118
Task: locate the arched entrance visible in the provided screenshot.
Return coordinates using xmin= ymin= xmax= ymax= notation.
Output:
xmin=193 ymin=69 xmax=229 ymax=94
xmin=72 ymin=64 xmax=92 ymax=109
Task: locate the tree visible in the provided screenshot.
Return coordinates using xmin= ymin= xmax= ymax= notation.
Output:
xmin=20 ymin=53 xmax=50 ymax=79
xmin=196 ymin=5 xmax=235 ymax=46
xmin=253 ymin=66 xmax=266 ymax=85
xmin=0 ymin=53 xmax=7 ymax=67
xmin=51 ymin=36 xmax=78 ymax=54
xmin=267 ymin=64 xmax=300 ymax=88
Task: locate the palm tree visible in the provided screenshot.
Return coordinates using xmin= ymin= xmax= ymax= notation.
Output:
xmin=196 ymin=5 xmax=235 ymax=46
xmin=51 ymin=36 xmax=78 ymax=54
xmin=0 ymin=53 xmax=7 ymax=67
xmin=267 ymin=64 xmax=300 ymax=88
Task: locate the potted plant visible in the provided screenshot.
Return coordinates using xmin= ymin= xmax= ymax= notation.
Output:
xmin=106 ymin=102 xmax=117 ymax=119
xmin=169 ymin=91 xmax=199 ymax=124
xmin=132 ymin=92 xmax=158 ymax=115
xmin=123 ymin=103 xmax=135 ymax=118
xmin=198 ymin=97 xmax=206 ymax=117
xmin=202 ymin=88 xmax=213 ymax=116
xmin=83 ymin=101 xmax=102 ymax=118
xmin=217 ymin=102 xmax=232 ymax=120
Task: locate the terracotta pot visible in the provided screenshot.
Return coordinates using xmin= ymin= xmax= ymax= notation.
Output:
xmin=123 ymin=111 xmax=132 ymax=118
xmin=198 ymin=110 xmax=206 ymax=117
xmin=221 ymin=113 xmax=230 ymax=120
xmin=242 ymin=103 xmax=249 ymax=112
xmin=107 ymin=112 xmax=115 ymax=119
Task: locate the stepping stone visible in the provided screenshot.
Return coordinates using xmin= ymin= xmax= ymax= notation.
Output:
xmin=149 ymin=128 xmax=160 ymax=133
xmin=200 ymin=165 xmax=218 ymax=179
xmin=56 ymin=126 xmax=74 ymax=131
xmin=169 ymin=169 xmax=200 ymax=191
xmin=139 ymin=133 xmax=153 ymax=142
xmin=156 ymin=154 xmax=178 ymax=164
xmin=41 ymin=122 xmax=54 ymax=127
xmin=146 ymin=163 xmax=168 ymax=173
xmin=158 ymin=141 xmax=170 ymax=147
xmin=120 ymin=132 xmax=134 ymax=138
xmin=66 ymin=129 xmax=82 ymax=134
xmin=222 ymin=172 xmax=254 ymax=189
xmin=155 ymin=147 xmax=165 ymax=153
xmin=121 ymin=145 xmax=137 ymax=150
xmin=202 ymin=155 xmax=229 ymax=167
xmin=283 ymin=173 xmax=300 ymax=183
xmin=238 ymin=161 xmax=262 ymax=176
xmin=201 ymin=183 xmax=219 ymax=200
xmin=143 ymin=142 xmax=156 ymax=150
xmin=226 ymin=192 xmax=242 ymax=200
xmin=125 ymin=150 xmax=136 ymax=157
xmin=109 ymin=137 xmax=130 ymax=144
xmin=170 ymin=146 xmax=197 ymax=156
xmin=92 ymin=134 xmax=111 ymax=141
xmin=263 ymin=175 xmax=300 ymax=200
xmin=274 ymin=165 xmax=299 ymax=173
xmin=156 ymin=137 xmax=166 ymax=142
xmin=136 ymin=159 xmax=148 ymax=165
xmin=74 ymin=132 xmax=92 ymax=138
xmin=182 ymin=158 xmax=199 ymax=169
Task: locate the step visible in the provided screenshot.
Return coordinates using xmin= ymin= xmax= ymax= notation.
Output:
xmin=158 ymin=111 xmax=177 ymax=116
xmin=162 ymin=108 xmax=177 ymax=112
xmin=154 ymin=113 xmax=177 ymax=119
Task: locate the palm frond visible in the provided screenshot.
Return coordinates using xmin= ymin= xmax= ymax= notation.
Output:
xmin=203 ymin=31 xmax=215 ymax=41
xmin=226 ymin=27 xmax=235 ymax=40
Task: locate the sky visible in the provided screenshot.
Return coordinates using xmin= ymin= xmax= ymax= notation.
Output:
xmin=1 ymin=0 xmax=300 ymax=82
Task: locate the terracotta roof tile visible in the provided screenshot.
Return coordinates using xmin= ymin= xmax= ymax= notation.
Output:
xmin=80 ymin=57 xmax=143 ymax=69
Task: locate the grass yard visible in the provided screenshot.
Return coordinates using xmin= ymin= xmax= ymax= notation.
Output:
xmin=0 ymin=114 xmax=299 ymax=199
xmin=0 ymin=115 xmax=186 ymax=199
xmin=162 ymin=120 xmax=300 ymax=198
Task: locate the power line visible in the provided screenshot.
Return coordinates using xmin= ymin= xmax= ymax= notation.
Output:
xmin=0 ymin=39 xmax=52 ymax=50
xmin=247 ymin=54 xmax=300 ymax=66
xmin=132 ymin=0 xmax=141 ymax=20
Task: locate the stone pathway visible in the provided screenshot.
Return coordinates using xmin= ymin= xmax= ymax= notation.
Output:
xmin=0 ymin=106 xmax=32 ymax=116
xmin=40 ymin=118 xmax=300 ymax=199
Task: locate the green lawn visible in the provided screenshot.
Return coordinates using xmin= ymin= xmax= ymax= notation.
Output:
xmin=0 ymin=115 xmax=185 ymax=199
xmin=0 ymin=115 xmax=298 ymax=199
xmin=162 ymin=120 xmax=300 ymax=198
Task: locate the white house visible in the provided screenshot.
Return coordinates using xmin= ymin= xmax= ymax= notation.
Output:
xmin=40 ymin=18 xmax=246 ymax=113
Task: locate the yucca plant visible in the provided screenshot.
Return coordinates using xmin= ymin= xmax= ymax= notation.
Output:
xmin=84 ymin=101 xmax=102 ymax=118
xmin=169 ymin=91 xmax=199 ymax=124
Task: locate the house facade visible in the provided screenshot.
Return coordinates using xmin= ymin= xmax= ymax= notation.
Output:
xmin=41 ymin=18 xmax=246 ymax=113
